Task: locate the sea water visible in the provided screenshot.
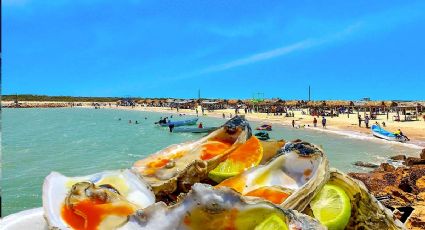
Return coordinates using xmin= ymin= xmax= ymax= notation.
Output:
xmin=1 ymin=108 xmax=420 ymax=215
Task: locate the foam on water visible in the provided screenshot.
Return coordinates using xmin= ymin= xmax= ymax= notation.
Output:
xmin=2 ymin=108 xmax=421 ymax=216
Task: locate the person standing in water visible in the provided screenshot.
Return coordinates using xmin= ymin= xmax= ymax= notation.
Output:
xmin=198 ymin=122 xmax=203 ymax=128
xmin=129 ymin=120 xmax=132 ymax=124
xmin=365 ymin=115 xmax=370 ymax=128
xmin=322 ymin=116 xmax=327 ymax=128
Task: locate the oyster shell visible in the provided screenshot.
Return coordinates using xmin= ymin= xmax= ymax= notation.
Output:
xmin=132 ymin=116 xmax=251 ymax=195
xmin=217 ymin=140 xmax=329 ymax=211
xmin=304 ymin=168 xmax=405 ymax=230
xmin=125 ymin=183 xmax=325 ymax=230
xmin=259 ymin=139 xmax=285 ymax=164
xmin=42 ymin=169 xmax=155 ymax=229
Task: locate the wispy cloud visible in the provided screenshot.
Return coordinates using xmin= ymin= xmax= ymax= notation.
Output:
xmin=169 ymin=2 xmax=425 ymax=81
xmin=169 ymin=23 xmax=360 ymax=80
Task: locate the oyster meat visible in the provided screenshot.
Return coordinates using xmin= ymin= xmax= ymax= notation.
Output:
xmin=132 ymin=116 xmax=251 ymax=195
xmin=217 ymin=140 xmax=329 ymax=211
xmin=42 ymin=169 xmax=155 ymax=230
xmin=125 ymin=183 xmax=325 ymax=230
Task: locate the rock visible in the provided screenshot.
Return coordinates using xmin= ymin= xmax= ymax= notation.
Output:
xmin=382 ymin=163 xmax=396 ymax=172
xmin=405 ymin=157 xmax=425 ymax=166
xmin=391 ymin=155 xmax=407 ymax=161
xmin=421 ymin=149 xmax=425 ymax=160
xmin=405 ymin=205 xmax=425 ymax=229
xmin=418 ymin=177 xmax=425 ymax=191
xmin=353 ymin=161 xmax=379 ymax=168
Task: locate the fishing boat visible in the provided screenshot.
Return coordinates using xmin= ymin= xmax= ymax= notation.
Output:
xmin=256 ymin=124 xmax=272 ymax=131
xmin=371 ymin=125 xmax=408 ymax=143
xmin=159 ymin=118 xmax=198 ymax=127
xmin=172 ymin=126 xmax=218 ymax=133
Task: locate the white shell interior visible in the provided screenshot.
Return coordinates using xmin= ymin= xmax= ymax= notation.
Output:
xmin=42 ymin=169 xmax=155 ymax=229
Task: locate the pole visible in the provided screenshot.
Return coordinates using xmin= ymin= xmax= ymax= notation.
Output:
xmin=308 ymin=86 xmax=311 ymax=101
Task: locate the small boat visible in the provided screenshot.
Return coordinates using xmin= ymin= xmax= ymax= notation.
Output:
xmin=371 ymin=125 xmax=408 ymax=143
xmin=254 ymin=131 xmax=270 ymax=140
xmin=172 ymin=126 xmax=218 ymax=133
xmin=159 ymin=118 xmax=198 ymax=127
xmin=256 ymin=124 xmax=272 ymax=131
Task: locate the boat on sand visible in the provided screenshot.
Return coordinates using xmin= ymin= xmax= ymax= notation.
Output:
xmin=371 ymin=125 xmax=408 ymax=143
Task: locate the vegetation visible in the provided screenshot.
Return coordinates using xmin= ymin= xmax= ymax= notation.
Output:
xmin=1 ymin=94 xmax=131 ymax=102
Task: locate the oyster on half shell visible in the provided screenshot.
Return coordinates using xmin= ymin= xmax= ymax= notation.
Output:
xmin=125 ymin=183 xmax=325 ymax=230
xmin=217 ymin=140 xmax=329 ymax=211
xmin=304 ymin=168 xmax=405 ymax=230
xmin=42 ymin=170 xmax=155 ymax=230
xmin=132 ymin=116 xmax=251 ymax=195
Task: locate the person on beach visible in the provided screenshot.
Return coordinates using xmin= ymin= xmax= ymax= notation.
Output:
xmin=358 ymin=115 xmax=362 ymax=127
xmin=365 ymin=115 xmax=370 ymax=128
xmin=375 ymin=121 xmax=379 ymax=127
xmin=322 ymin=116 xmax=327 ymax=128
xmin=394 ymin=129 xmax=410 ymax=141
xmin=198 ymin=122 xmax=203 ymax=128
xmin=313 ymin=117 xmax=317 ymax=127
xmin=196 ymin=108 xmax=199 ymax=117
xmin=222 ymin=113 xmax=225 ymax=119
xmin=382 ymin=121 xmax=386 ymax=127
xmin=292 ymin=120 xmax=295 ymax=128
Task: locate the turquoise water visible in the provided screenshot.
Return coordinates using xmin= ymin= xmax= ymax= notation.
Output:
xmin=1 ymin=108 xmax=420 ymax=216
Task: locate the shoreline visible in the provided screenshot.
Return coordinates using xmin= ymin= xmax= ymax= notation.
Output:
xmin=4 ymin=103 xmax=425 ymax=149
xmin=99 ymin=105 xmax=425 ymax=149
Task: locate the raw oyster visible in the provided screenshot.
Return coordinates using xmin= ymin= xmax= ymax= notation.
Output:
xmin=132 ymin=116 xmax=251 ymax=195
xmin=42 ymin=169 xmax=155 ymax=229
xmin=126 ymin=183 xmax=325 ymax=230
xmin=304 ymin=168 xmax=405 ymax=230
xmin=217 ymin=140 xmax=329 ymax=211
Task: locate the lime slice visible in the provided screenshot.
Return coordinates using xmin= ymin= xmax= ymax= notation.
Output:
xmin=310 ymin=184 xmax=351 ymax=230
xmin=254 ymin=214 xmax=288 ymax=230
xmin=208 ymin=160 xmax=245 ymax=183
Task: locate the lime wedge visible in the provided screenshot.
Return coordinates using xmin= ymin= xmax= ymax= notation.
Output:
xmin=310 ymin=184 xmax=351 ymax=230
xmin=208 ymin=160 xmax=245 ymax=183
xmin=254 ymin=214 xmax=288 ymax=230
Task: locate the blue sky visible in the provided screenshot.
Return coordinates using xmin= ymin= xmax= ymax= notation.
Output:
xmin=3 ymin=0 xmax=425 ymax=100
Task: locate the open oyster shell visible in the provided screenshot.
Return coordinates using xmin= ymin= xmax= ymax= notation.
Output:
xmin=42 ymin=169 xmax=155 ymax=229
xmin=125 ymin=183 xmax=325 ymax=230
xmin=304 ymin=168 xmax=405 ymax=230
xmin=132 ymin=116 xmax=251 ymax=195
xmin=217 ymin=140 xmax=329 ymax=211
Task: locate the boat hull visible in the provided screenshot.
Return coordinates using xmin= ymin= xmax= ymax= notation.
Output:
xmin=159 ymin=118 xmax=198 ymax=127
xmin=371 ymin=125 xmax=407 ymax=143
xmin=172 ymin=126 xmax=218 ymax=133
